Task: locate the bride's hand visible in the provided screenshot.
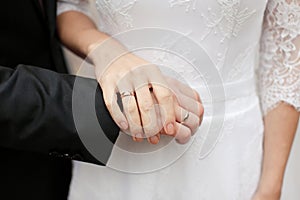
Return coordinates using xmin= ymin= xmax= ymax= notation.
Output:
xmin=163 ymin=76 xmax=204 ymax=143
xmin=89 ymin=41 xmax=177 ymax=144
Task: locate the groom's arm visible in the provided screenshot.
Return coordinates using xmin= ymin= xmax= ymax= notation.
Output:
xmin=0 ymin=64 xmax=120 ymax=165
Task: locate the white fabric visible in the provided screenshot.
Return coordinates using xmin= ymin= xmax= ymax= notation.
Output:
xmin=57 ymin=0 xmax=91 ymax=17
xmin=259 ymin=0 xmax=300 ymax=115
xmin=57 ymin=0 xmax=300 ymax=200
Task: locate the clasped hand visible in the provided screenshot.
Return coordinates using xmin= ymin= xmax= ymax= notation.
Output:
xmin=90 ymin=42 xmax=204 ymax=144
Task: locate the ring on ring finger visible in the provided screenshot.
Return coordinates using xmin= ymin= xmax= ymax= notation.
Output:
xmin=120 ymin=91 xmax=135 ymax=98
xmin=181 ymin=111 xmax=190 ymax=125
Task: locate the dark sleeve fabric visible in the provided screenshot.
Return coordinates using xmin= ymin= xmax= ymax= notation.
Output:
xmin=0 ymin=64 xmax=120 ymax=165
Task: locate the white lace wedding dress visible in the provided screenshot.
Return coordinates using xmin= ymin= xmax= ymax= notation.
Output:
xmin=58 ymin=0 xmax=300 ymax=199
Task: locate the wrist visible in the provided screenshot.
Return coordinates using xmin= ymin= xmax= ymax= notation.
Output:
xmin=88 ymin=37 xmax=128 ymax=61
xmin=90 ymin=43 xmax=150 ymax=83
xmin=256 ymin=181 xmax=282 ymax=199
xmin=88 ymin=39 xmax=129 ymax=78
xmin=255 ymin=190 xmax=281 ymax=200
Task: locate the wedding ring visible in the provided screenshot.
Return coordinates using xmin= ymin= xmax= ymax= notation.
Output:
xmin=181 ymin=111 xmax=190 ymax=124
xmin=120 ymin=91 xmax=135 ymax=98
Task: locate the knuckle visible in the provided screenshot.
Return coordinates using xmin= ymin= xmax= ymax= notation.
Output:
xmin=159 ymin=90 xmax=173 ymax=103
xmin=140 ymin=101 xmax=154 ymax=113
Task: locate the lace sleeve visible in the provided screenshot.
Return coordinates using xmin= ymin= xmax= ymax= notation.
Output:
xmin=259 ymin=0 xmax=300 ymax=115
xmin=57 ymin=0 xmax=91 ymax=17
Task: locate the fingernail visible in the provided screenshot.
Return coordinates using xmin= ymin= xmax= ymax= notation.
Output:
xmin=120 ymin=121 xmax=128 ymax=130
xmin=133 ymin=137 xmax=137 ymax=142
xmin=166 ymin=123 xmax=174 ymax=135
xmin=150 ymin=136 xmax=159 ymax=144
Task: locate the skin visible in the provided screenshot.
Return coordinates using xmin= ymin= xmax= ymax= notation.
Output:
xmin=57 ymin=11 xmax=203 ymax=144
xmin=252 ymin=103 xmax=299 ymax=200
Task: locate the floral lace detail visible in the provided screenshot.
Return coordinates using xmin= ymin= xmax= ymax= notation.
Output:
xmin=96 ymin=0 xmax=138 ymax=33
xmin=169 ymin=0 xmax=197 ymax=12
xmin=259 ymin=0 xmax=300 ymax=115
xmin=201 ymin=0 xmax=256 ymax=43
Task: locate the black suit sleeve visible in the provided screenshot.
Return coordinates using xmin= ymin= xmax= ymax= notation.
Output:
xmin=0 ymin=64 xmax=120 ymax=165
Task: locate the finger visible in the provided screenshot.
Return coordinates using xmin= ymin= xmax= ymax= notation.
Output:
xmin=194 ymin=89 xmax=202 ymax=103
xmin=102 ymin=84 xmax=128 ymax=131
xmin=158 ymin=118 xmax=192 ymax=144
xmin=175 ymin=105 xmax=200 ymax=135
xmin=164 ymin=76 xmax=203 ymax=125
xmin=118 ymin=82 xmax=143 ymax=142
xmin=145 ymin=67 xmax=177 ymax=136
xmin=151 ymin=97 xmax=164 ymax=144
xmin=174 ymin=122 xmax=192 ymax=144
xmin=153 ymin=94 xmax=164 ymax=132
xmin=151 ymin=82 xmax=176 ymax=136
xmin=166 ymin=76 xmax=201 ymax=101
xmin=135 ymin=84 xmax=160 ymax=144
xmin=175 ymin=94 xmax=204 ymax=125
xmin=121 ymin=94 xmax=144 ymax=142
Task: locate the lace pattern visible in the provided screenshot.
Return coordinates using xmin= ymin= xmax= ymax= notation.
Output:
xmin=169 ymin=0 xmax=197 ymax=12
xmin=200 ymin=0 xmax=257 ymax=43
xmin=95 ymin=0 xmax=138 ymax=33
xmin=259 ymin=0 xmax=300 ymax=115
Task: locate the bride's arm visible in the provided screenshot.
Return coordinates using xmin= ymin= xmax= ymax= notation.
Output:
xmin=57 ymin=0 xmax=109 ymax=57
xmin=254 ymin=105 xmax=299 ymax=199
xmin=254 ymin=0 xmax=300 ymax=199
xmin=56 ymin=1 xmax=203 ymax=144
xmin=56 ymin=1 xmax=176 ymax=144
